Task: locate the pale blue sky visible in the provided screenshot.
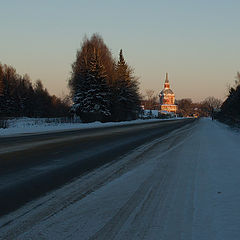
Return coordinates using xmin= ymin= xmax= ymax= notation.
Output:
xmin=1 ymin=0 xmax=240 ymax=101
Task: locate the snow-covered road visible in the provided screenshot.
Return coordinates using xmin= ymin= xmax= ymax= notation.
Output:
xmin=1 ymin=118 xmax=240 ymax=240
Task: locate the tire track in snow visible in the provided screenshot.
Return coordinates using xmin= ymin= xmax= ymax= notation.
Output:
xmin=0 ymin=122 xmax=196 ymax=240
xmin=89 ymin=126 xmax=196 ymax=240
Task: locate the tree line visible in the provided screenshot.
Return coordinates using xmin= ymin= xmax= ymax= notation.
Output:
xmin=68 ymin=34 xmax=140 ymax=122
xmin=0 ymin=34 xmax=140 ymax=122
xmin=176 ymin=97 xmax=222 ymax=117
xmin=216 ymin=73 xmax=240 ymax=124
xmin=0 ymin=64 xmax=70 ymax=118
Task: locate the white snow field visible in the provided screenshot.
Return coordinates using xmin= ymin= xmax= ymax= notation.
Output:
xmin=0 ymin=117 xmax=179 ymax=136
xmin=1 ymin=118 xmax=240 ymax=240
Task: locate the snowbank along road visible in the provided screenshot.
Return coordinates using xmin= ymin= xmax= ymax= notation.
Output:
xmin=1 ymin=118 xmax=240 ymax=240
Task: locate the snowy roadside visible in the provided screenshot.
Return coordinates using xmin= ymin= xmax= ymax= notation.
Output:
xmin=1 ymin=119 xmax=240 ymax=239
xmin=0 ymin=117 xmax=184 ymax=137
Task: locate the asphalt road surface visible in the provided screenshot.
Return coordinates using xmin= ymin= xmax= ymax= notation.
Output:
xmin=2 ymin=118 xmax=240 ymax=240
xmin=0 ymin=119 xmax=195 ymax=216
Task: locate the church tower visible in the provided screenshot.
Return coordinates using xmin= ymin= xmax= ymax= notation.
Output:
xmin=159 ymin=73 xmax=177 ymax=113
xmin=164 ymin=72 xmax=170 ymax=89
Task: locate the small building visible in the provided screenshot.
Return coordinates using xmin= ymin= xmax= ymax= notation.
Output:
xmin=159 ymin=73 xmax=177 ymax=113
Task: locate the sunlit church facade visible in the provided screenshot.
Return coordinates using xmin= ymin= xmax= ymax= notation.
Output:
xmin=159 ymin=73 xmax=177 ymax=113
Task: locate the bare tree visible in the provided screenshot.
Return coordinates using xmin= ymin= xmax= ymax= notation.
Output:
xmin=176 ymin=98 xmax=193 ymax=117
xmin=144 ymin=89 xmax=158 ymax=109
xmin=202 ymin=97 xmax=222 ymax=110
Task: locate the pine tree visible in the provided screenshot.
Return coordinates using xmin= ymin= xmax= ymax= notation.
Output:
xmin=70 ymin=54 xmax=89 ymax=117
xmin=80 ymin=49 xmax=111 ymax=122
xmin=20 ymin=74 xmax=35 ymax=117
xmin=217 ymin=72 xmax=240 ymax=123
xmin=1 ymin=65 xmax=17 ymax=116
xmin=113 ymin=50 xmax=140 ymax=121
xmin=0 ymin=64 xmax=4 ymax=97
xmin=0 ymin=64 xmax=4 ymax=117
xmin=69 ymin=34 xmax=113 ymax=122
